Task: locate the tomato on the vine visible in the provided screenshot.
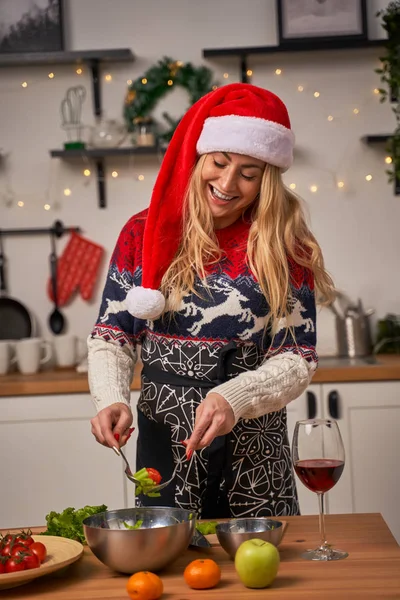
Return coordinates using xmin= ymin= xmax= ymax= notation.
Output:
xmin=1 ymin=534 xmax=15 ymax=545
xmin=1 ymin=542 xmax=14 ymax=557
xmin=15 ymin=532 xmax=34 ymax=547
xmin=22 ymin=551 xmax=40 ymax=570
xmin=0 ymin=531 xmax=47 ymax=574
xmin=5 ymin=557 xmax=25 ymax=573
xmin=10 ymin=545 xmax=29 ymax=558
xmin=30 ymin=542 xmax=47 ymax=563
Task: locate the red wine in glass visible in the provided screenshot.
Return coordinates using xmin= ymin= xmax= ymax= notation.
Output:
xmin=292 ymin=419 xmax=348 ymax=561
xmin=294 ymin=459 xmax=345 ymax=494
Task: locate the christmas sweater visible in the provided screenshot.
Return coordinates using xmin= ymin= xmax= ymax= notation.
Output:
xmin=88 ymin=208 xmax=317 ymax=419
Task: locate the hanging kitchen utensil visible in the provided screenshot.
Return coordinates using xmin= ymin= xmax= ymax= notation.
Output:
xmin=0 ymin=232 xmax=35 ymax=340
xmin=48 ymin=231 xmax=65 ymax=335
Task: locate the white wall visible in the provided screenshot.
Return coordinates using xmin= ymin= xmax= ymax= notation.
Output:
xmin=0 ymin=0 xmax=397 ymax=346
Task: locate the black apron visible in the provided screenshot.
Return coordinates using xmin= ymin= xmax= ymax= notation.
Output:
xmin=136 ymin=333 xmax=299 ymax=519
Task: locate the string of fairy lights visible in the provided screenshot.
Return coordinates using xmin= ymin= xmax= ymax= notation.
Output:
xmin=0 ymin=59 xmax=393 ymax=211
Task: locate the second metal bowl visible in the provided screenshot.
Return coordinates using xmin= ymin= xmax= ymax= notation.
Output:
xmin=215 ymin=518 xmax=284 ymax=559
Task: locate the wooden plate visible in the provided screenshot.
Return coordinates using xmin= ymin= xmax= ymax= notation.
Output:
xmin=0 ymin=535 xmax=83 ymax=591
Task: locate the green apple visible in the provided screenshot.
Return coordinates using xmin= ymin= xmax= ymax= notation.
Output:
xmin=234 ymin=538 xmax=280 ymax=588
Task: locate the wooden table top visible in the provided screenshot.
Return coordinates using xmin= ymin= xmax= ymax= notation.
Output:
xmin=2 ymin=355 xmax=400 ymax=397
xmin=1 ymin=513 xmax=400 ymax=599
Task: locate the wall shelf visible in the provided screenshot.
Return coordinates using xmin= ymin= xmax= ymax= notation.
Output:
xmin=50 ymin=146 xmax=162 ymax=208
xmin=361 ymin=134 xmax=400 ymax=194
xmin=362 ymin=134 xmax=391 ymax=144
xmin=204 ymin=38 xmax=399 ymax=195
xmin=0 ymin=48 xmax=134 ymax=67
xmin=50 ymin=146 xmax=160 ymax=159
xmin=203 ymin=39 xmax=385 ymax=83
xmin=0 ymin=48 xmax=134 ymax=118
xmin=17 ymin=48 xmax=139 ymax=209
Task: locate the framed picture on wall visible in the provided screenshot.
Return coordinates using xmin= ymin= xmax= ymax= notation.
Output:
xmin=0 ymin=0 xmax=64 ymax=54
xmin=276 ymin=0 xmax=368 ymax=48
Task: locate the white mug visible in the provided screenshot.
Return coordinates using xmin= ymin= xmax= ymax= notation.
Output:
xmin=15 ymin=338 xmax=52 ymax=375
xmin=53 ymin=334 xmax=87 ymax=368
xmin=0 ymin=341 xmax=17 ymax=376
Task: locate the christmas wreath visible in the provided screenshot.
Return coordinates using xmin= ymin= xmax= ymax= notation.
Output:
xmin=124 ymin=56 xmax=218 ymax=145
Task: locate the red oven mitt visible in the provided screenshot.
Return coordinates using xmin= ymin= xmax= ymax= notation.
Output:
xmin=47 ymin=232 xmax=105 ymax=307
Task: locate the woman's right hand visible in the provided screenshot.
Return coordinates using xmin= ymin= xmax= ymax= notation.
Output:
xmin=90 ymin=403 xmax=134 ymax=450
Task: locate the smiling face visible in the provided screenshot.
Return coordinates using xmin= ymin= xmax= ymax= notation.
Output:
xmin=201 ymin=152 xmax=266 ymax=229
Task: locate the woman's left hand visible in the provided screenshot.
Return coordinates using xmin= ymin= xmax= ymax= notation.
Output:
xmin=185 ymin=392 xmax=235 ymax=454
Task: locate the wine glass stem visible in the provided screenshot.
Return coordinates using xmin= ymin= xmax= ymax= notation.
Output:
xmin=318 ymin=492 xmax=328 ymax=548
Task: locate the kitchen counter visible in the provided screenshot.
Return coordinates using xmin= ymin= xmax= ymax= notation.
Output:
xmin=312 ymin=354 xmax=400 ymax=382
xmin=2 ymin=513 xmax=400 ymax=599
xmin=0 ymin=364 xmax=142 ymax=397
xmin=1 ymin=355 xmax=400 ymax=397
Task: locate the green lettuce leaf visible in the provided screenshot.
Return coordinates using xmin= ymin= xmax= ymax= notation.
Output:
xmin=40 ymin=504 xmax=107 ymax=544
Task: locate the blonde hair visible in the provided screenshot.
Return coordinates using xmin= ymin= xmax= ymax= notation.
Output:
xmin=161 ymin=156 xmax=335 ymax=334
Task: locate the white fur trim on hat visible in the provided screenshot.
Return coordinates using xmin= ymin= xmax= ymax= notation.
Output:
xmin=126 ymin=286 xmax=166 ymax=320
xmin=196 ymin=115 xmax=295 ymax=171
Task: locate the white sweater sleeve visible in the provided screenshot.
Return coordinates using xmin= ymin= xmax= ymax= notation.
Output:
xmin=210 ymin=352 xmax=316 ymax=423
xmin=87 ymin=336 xmax=137 ymax=413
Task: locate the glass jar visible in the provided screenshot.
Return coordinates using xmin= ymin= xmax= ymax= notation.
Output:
xmin=131 ymin=117 xmax=156 ymax=147
xmin=89 ymin=117 xmax=127 ymax=148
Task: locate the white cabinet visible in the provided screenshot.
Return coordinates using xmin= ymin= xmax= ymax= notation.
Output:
xmin=321 ymin=382 xmax=400 ymax=544
xmin=0 ymin=392 xmax=140 ymax=529
xmin=287 ymin=381 xmax=400 ymax=544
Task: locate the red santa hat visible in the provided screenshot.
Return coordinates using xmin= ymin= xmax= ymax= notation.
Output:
xmin=126 ymin=82 xmax=294 ymax=320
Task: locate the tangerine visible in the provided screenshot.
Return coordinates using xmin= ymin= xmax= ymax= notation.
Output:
xmin=183 ymin=558 xmax=221 ymax=589
xmin=126 ymin=570 xmax=163 ymax=599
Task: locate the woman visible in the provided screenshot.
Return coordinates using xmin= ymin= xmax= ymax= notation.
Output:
xmin=88 ymin=83 xmax=334 ymax=518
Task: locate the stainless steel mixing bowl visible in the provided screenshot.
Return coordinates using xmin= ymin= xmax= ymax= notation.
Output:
xmin=215 ymin=518 xmax=284 ymax=559
xmin=83 ymin=507 xmax=195 ymax=573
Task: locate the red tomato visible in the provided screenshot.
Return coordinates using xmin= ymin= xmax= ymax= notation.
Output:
xmin=1 ymin=542 xmax=14 ymax=557
xmin=10 ymin=545 xmax=29 ymax=558
xmin=15 ymin=533 xmax=34 ymax=547
xmin=5 ymin=558 xmax=26 ymax=573
xmin=146 ymin=468 xmax=162 ymax=484
xmin=1 ymin=534 xmax=14 ymax=545
xmin=22 ymin=551 xmax=40 ymax=570
xmin=0 ymin=558 xmax=7 ymax=574
xmin=30 ymin=542 xmax=47 ymax=563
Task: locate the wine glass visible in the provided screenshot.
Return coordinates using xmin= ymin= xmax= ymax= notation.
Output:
xmin=292 ymin=419 xmax=348 ymax=561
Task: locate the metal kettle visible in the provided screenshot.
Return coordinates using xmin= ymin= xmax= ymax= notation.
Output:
xmin=331 ymin=297 xmax=375 ymax=358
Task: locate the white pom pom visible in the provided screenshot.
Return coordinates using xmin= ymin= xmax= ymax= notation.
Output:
xmin=126 ymin=286 xmax=166 ymax=320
